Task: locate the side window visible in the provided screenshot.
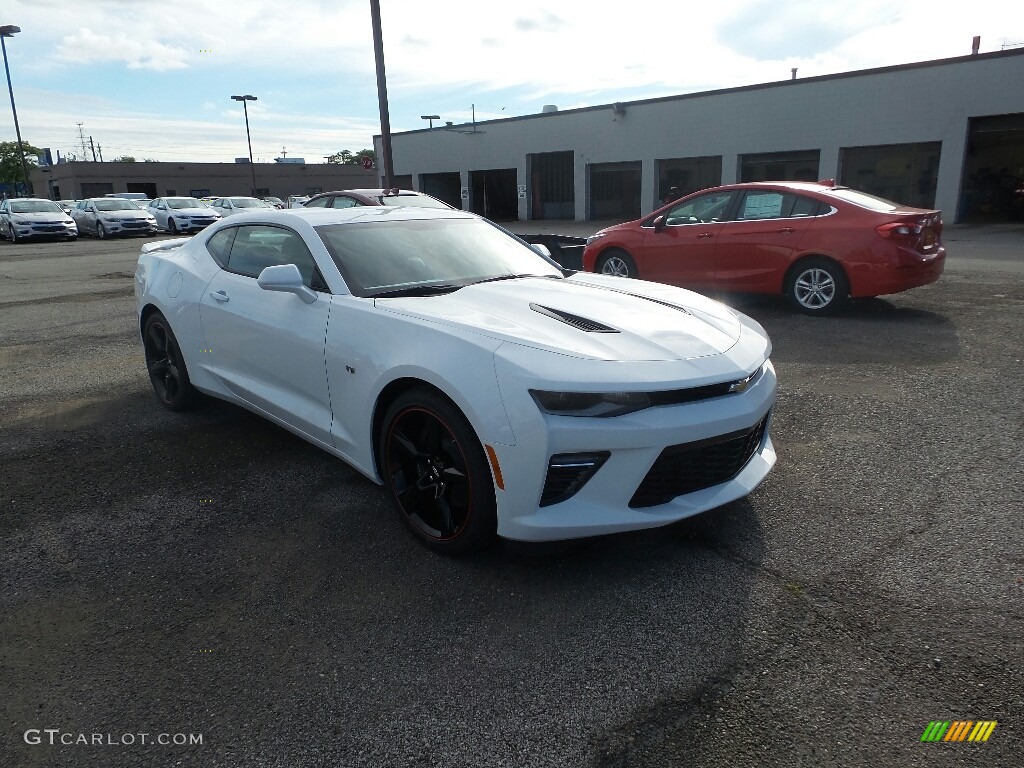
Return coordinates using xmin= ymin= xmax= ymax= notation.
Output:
xmin=226 ymin=225 xmax=327 ymax=291
xmin=665 ymin=192 xmax=734 ymax=225
xmin=303 ymin=196 xmax=330 ymax=208
xmin=330 ymin=196 xmax=360 ymax=209
xmin=206 ymin=227 xmax=237 ymax=268
xmin=735 ymin=191 xmax=787 ymax=221
xmin=790 ymin=195 xmax=825 ymax=217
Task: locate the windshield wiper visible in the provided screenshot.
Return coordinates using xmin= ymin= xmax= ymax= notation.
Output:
xmin=372 ymin=284 xmax=463 ymax=298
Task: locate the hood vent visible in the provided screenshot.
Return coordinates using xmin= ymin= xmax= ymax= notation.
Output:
xmin=628 ymin=293 xmax=692 ymax=316
xmin=530 ymin=303 xmax=619 ymax=333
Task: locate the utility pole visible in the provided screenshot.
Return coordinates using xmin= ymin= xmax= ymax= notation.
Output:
xmin=89 ymin=136 xmax=97 ymax=162
xmin=97 ymin=144 xmax=103 ymax=162
xmin=370 ymin=0 xmax=394 ymax=189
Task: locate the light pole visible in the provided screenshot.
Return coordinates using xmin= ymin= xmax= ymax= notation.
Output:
xmin=231 ymin=94 xmax=258 ymax=196
xmin=370 ymin=0 xmax=394 ymax=189
xmin=420 ymin=114 xmax=440 ymax=129
xmin=1 ymin=25 xmax=31 ymax=196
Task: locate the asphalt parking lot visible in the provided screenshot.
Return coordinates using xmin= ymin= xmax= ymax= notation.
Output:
xmin=1 ymin=225 xmax=1021 ymax=767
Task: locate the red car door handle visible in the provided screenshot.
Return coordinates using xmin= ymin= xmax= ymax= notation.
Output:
xmin=696 ymin=232 xmax=714 ymax=239
xmin=777 ymin=227 xmax=795 ymax=233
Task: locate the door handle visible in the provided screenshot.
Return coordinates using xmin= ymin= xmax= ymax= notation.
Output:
xmin=777 ymin=227 xmax=795 ymax=233
xmin=210 ymin=290 xmax=229 ymax=302
xmin=696 ymin=232 xmax=714 ymax=239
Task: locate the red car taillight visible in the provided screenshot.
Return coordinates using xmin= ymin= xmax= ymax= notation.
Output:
xmin=876 ymin=221 xmax=923 ymax=238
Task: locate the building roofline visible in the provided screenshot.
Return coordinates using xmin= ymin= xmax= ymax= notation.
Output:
xmin=387 ymin=47 xmax=1024 ymax=138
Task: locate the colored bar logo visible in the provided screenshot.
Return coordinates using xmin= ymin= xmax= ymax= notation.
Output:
xmin=921 ymin=721 xmax=997 ymax=742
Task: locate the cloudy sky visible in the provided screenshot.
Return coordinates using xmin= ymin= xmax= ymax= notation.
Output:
xmin=2 ymin=0 xmax=1021 ymax=163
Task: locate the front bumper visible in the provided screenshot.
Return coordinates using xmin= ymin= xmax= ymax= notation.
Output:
xmin=168 ymin=217 xmax=219 ymax=232
xmin=104 ymin=220 xmax=159 ymax=236
xmin=10 ymin=221 xmax=78 ymax=239
xmin=490 ymin=354 xmax=777 ymax=542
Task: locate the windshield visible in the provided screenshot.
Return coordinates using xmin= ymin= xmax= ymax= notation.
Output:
xmin=378 ymin=195 xmax=451 ymax=209
xmin=95 ymin=200 xmax=141 ymax=211
xmin=11 ymin=200 xmax=63 ymax=214
xmin=232 ymin=198 xmax=268 ymax=208
xmin=315 ymin=217 xmax=562 ymax=298
xmin=166 ymin=198 xmax=205 ymax=209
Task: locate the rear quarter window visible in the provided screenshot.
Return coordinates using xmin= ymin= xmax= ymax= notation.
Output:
xmin=205 ymin=227 xmax=237 ymax=268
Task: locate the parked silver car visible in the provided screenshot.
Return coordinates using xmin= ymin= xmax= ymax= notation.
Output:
xmin=147 ymin=197 xmax=221 ymax=234
xmin=208 ymin=196 xmax=275 ymax=217
xmin=0 ymin=198 xmax=78 ymax=242
xmin=71 ymin=198 xmax=158 ymax=239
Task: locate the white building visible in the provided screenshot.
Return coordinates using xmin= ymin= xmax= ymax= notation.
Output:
xmin=379 ymin=48 xmax=1024 ymax=224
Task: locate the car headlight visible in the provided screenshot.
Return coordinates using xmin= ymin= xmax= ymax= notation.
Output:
xmin=530 ymin=389 xmax=651 ymax=417
xmin=585 ymin=232 xmax=608 ymax=245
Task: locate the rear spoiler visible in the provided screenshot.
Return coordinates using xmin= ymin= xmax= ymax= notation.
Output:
xmin=140 ymin=237 xmax=191 ymax=254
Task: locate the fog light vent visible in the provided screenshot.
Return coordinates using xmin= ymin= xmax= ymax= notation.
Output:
xmin=539 ymin=452 xmax=610 ymax=507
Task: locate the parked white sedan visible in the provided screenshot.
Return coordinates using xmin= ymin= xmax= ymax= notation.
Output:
xmin=134 ymin=207 xmax=776 ymax=553
xmin=209 ymin=196 xmax=275 ymax=217
xmin=0 ymin=198 xmax=78 ymax=242
xmin=72 ymin=198 xmax=158 ymax=238
xmin=147 ymin=197 xmax=221 ymax=234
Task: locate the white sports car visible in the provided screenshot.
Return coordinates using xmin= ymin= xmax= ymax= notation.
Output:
xmin=134 ymin=207 xmax=776 ymax=554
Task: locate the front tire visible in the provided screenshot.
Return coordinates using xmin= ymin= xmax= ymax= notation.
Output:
xmin=379 ymin=388 xmax=497 ymax=555
xmin=786 ymin=257 xmax=849 ymax=315
xmin=97 ymin=222 xmax=108 ymax=240
xmin=168 ymin=219 xmax=178 ymax=234
xmin=597 ymin=248 xmax=637 ymax=278
xmin=143 ymin=312 xmax=199 ymax=411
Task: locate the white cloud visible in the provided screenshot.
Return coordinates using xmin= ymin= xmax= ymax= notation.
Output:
xmin=56 ymin=29 xmax=191 ymax=70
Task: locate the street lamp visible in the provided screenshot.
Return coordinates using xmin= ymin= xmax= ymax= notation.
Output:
xmin=1 ymin=25 xmax=32 ymax=196
xmin=230 ymin=94 xmax=258 ymax=196
xmin=420 ymin=114 xmax=440 ymax=129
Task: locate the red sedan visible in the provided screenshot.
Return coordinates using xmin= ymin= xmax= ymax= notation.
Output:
xmin=582 ymin=181 xmax=945 ymax=314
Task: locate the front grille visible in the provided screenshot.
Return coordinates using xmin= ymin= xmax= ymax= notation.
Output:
xmin=629 ymin=415 xmax=768 ymax=508
xmin=122 ymin=221 xmax=149 ymax=229
xmin=33 ymin=224 xmax=66 ymax=232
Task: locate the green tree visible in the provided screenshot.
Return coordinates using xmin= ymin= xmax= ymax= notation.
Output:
xmin=112 ymin=155 xmax=136 ymax=162
xmin=0 ymin=139 xmax=43 ymax=189
xmin=326 ymin=148 xmax=377 ymax=165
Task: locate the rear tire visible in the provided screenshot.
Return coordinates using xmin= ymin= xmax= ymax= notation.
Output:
xmin=785 ymin=257 xmax=849 ymax=315
xmin=597 ymin=248 xmax=638 ymax=278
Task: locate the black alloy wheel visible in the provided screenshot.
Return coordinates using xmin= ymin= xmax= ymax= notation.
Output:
xmin=380 ymin=389 xmax=497 ymax=554
xmin=142 ymin=312 xmax=198 ymax=411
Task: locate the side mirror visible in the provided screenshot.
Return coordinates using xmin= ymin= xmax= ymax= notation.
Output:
xmin=653 ymin=215 xmax=666 ymax=233
xmin=532 ymin=242 xmax=552 ymax=258
xmin=257 ymin=263 xmax=317 ymax=304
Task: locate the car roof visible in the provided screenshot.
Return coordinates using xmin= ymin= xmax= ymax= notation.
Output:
xmin=214 ymin=205 xmax=476 ymax=226
xmin=317 ymin=188 xmax=429 ymax=197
